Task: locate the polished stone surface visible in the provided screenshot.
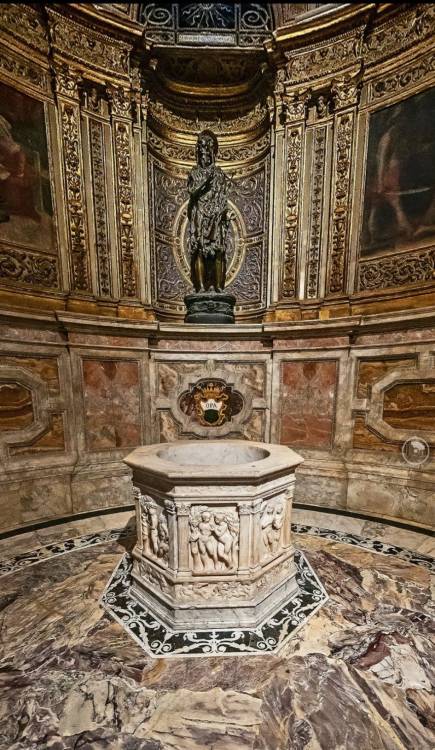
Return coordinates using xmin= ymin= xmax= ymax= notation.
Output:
xmin=0 ymin=509 xmax=434 ymax=749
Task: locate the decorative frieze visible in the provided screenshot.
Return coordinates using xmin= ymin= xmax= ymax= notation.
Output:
xmin=331 ymin=73 xmax=362 ymax=110
xmin=0 ymin=249 xmax=58 ymax=288
xmin=284 ymin=32 xmax=360 ymax=85
xmin=48 ymin=12 xmax=130 ymax=77
xmin=307 ymin=126 xmax=327 ymax=298
xmin=0 ymin=4 xmax=48 ymax=53
xmin=370 ymin=51 xmax=435 ymax=101
xmin=281 ymin=125 xmax=303 ymax=298
xmin=363 ymin=5 xmax=435 ymax=65
xmin=149 ymin=100 xmax=268 ymax=135
xmin=89 ymin=120 xmax=111 ymax=296
xmin=0 ymin=47 xmax=47 ymax=91
xmin=327 ymin=112 xmax=354 ymax=294
xmin=358 ymin=248 xmax=435 ymax=291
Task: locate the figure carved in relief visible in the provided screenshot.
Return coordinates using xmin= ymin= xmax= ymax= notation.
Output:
xmin=140 ymin=496 xmax=169 ymax=565
xmin=189 ymin=506 xmax=239 ymax=573
xmin=187 ymin=129 xmax=232 ymax=293
xmin=261 ymin=500 xmax=284 ymax=556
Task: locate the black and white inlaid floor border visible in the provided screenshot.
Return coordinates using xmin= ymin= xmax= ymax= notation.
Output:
xmin=100 ymin=550 xmax=329 ymax=657
xmin=0 ymin=522 xmax=433 ymax=579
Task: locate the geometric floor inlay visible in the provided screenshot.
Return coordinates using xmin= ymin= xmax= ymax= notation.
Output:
xmin=100 ymin=550 xmax=328 ymax=657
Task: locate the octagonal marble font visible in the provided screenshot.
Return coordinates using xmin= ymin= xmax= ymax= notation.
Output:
xmin=113 ymin=440 xmax=311 ymax=641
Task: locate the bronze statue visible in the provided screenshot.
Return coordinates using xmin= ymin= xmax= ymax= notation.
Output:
xmin=187 ymin=129 xmax=232 ymax=293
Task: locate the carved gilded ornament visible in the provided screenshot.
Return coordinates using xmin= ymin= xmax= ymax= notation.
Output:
xmin=358 ymin=248 xmax=435 ymax=292
xmin=114 ymin=121 xmax=137 ymax=297
xmin=328 ymin=112 xmax=353 ymax=295
xmin=48 ymin=14 xmax=130 ymax=76
xmin=0 ymin=47 xmax=47 ymax=92
xmin=281 ymin=126 xmax=303 ymax=299
xmin=0 ymin=4 xmax=48 ymax=53
xmin=0 ymin=250 xmax=58 ymax=289
xmin=307 ymin=126 xmax=327 ymax=299
xmin=89 ymin=120 xmax=111 ymax=297
xmin=54 ymin=64 xmax=81 ymax=100
xmin=284 ymin=33 xmax=361 ymax=85
xmin=107 ymin=84 xmax=132 ymax=118
xmin=363 ymin=5 xmax=435 ymax=64
xmin=149 ymin=100 xmax=268 ymax=135
xmin=60 ymin=102 xmax=90 ymax=292
xmin=370 ymin=51 xmax=435 ymax=101
xmin=331 ymin=73 xmax=362 ymax=110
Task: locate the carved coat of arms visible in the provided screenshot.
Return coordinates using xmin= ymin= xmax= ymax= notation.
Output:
xmin=193 ymin=381 xmax=229 ymax=426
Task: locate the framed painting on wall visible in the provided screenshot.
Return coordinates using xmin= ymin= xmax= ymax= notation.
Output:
xmin=0 ymin=80 xmax=56 ymax=254
xmin=360 ymin=86 xmax=435 ymax=259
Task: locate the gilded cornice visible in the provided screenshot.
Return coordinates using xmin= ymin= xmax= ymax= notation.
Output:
xmin=46 ymin=7 xmax=132 ymax=81
xmin=269 ymin=3 xmax=386 ymax=49
xmin=58 ymin=3 xmax=143 ymax=39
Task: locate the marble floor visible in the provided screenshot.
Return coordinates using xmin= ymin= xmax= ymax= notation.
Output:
xmin=0 ymin=507 xmax=434 ymax=749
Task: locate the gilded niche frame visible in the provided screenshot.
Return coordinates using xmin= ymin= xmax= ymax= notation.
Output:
xmin=349 ymin=48 xmax=435 ymax=297
xmin=0 ymin=46 xmax=66 ymax=295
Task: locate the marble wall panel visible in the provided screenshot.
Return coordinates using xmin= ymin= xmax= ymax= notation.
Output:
xmin=294 ymin=470 xmax=348 ymax=509
xmin=72 ymin=472 xmax=133 ymax=513
xmin=383 ymin=382 xmax=435 ymax=432
xmin=356 ymin=357 xmax=416 ymax=398
xmin=0 ymin=382 xmax=33 ymax=431
xmin=82 ymin=359 xmax=141 ymax=451
xmin=152 ymin=355 xmax=269 ymax=442
xmin=0 ymin=476 xmax=72 ymax=531
xmin=279 ymin=360 xmax=338 ymax=449
xmin=0 ymin=354 xmax=61 ymax=395
xmin=353 ymin=416 xmax=399 ymax=453
xmin=9 ymin=413 xmax=65 ymax=455
xmin=347 ymin=473 xmax=435 ymax=527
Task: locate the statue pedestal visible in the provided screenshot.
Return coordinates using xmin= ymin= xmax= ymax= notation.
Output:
xmin=184 ymin=291 xmax=235 ymax=324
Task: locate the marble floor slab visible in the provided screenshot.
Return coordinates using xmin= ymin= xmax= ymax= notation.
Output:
xmin=0 ymin=516 xmax=434 ymax=749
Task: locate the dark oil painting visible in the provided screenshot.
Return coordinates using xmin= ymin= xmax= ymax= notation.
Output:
xmin=360 ymin=86 xmax=435 ymax=258
xmin=0 ymin=80 xmax=55 ymax=253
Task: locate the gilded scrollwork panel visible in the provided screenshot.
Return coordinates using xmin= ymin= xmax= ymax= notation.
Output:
xmin=363 ymin=5 xmax=435 ymax=66
xmin=281 ymin=124 xmax=303 ymax=299
xmin=358 ymin=248 xmax=435 ymax=292
xmin=306 ymin=125 xmax=327 ymax=299
xmin=327 ymin=111 xmax=354 ymax=295
xmin=0 ymin=46 xmax=47 ymax=93
xmin=89 ymin=120 xmax=111 ymax=297
xmin=59 ymin=100 xmax=91 ymax=292
xmin=368 ymin=51 xmax=435 ymax=103
xmin=113 ymin=119 xmax=137 ymax=298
